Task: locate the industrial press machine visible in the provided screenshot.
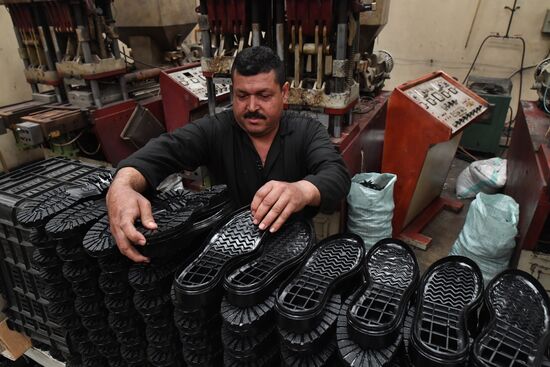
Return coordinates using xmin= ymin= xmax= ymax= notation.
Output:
xmin=197 ymin=0 xmax=392 ymax=140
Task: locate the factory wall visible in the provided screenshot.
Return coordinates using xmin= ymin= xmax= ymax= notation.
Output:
xmin=0 ymin=7 xmax=43 ymax=172
xmin=376 ymin=0 xmax=549 ymax=111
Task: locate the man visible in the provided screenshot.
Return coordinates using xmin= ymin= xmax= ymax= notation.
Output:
xmin=107 ymin=46 xmax=350 ymax=263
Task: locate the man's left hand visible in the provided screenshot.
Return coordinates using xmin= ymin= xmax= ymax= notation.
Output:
xmin=251 ymin=180 xmax=320 ymax=233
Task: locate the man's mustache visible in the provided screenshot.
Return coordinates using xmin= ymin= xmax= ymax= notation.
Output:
xmin=244 ymin=111 xmax=267 ymax=120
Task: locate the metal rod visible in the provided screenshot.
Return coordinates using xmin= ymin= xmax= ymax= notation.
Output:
xmin=504 ymin=0 xmax=520 ymax=38
xmin=464 ymin=0 xmax=481 ymax=48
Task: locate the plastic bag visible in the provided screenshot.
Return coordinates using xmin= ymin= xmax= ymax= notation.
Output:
xmin=449 ymin=192 xmax=519 ymax=284
xmin=347 ymin=173 xmax=396 ymax=250
xmin=456 ymin=158 xmax=507 ymax=199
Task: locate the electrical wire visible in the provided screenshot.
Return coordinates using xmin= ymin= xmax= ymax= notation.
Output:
xmin=50 ymin=130 xmax=84 ymax=147
xmin=77 ymin=141 xmax=102 ymax=156
xmin=544 ymin=85 xmax=550 ymax=114
xmin=120 ymin=50 xmax=159 ymax=69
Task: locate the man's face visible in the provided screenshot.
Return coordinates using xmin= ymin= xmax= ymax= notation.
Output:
xmin=232 ymin=70 xmax=289 ymax=138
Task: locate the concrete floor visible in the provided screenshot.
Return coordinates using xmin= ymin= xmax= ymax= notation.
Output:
xmin=412 ymin=158 xmax=472 ymax=274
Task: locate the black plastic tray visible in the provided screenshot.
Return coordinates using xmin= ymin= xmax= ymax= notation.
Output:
xmin=45 ymin=199 xmax=107 ymax=239
xmin=337 ymin=291 xmax=407 ymax=367
xmin=173 ymin=208 xmax=264 ymax=308
xmin=279 ymin=293 xmax=341 ymax=354
xmin=276 ymin=233 xmax=365 ymax=333
xmin=470 ymin=270 xmax=550 ymax=367
xmin=221 ymin=292 xmax=277 ymax=336
xmin=347 ymin=238 xmax=419 ymax=349
xmin=409 ymin=256 xmax=483 ymax=367
xmin=224 ymin=219 xmax=315 ymax=307
xmin=280 ymin=339 xmax=337 ymax=367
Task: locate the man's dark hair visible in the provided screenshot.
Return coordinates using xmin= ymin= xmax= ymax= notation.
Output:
xmin=231 ymin=46 xmax=286 ymax=87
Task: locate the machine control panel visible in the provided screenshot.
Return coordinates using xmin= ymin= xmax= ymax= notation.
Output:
xmin=404 ymin=76 xmax=487 ymax=133
xmin=168 ymin=66 xmax=230 ymax=102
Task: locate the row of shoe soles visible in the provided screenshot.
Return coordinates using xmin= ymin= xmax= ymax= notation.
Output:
xmin=173 ymin=210 xmax=550 ymax=367
xmin=19 ymin=186 xmax=550 ymax=367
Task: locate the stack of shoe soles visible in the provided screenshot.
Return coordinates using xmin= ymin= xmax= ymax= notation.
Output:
xmin=470 ymin=270 xmax=550 ymax=367
xmin=275 ymin=233 xmax=365 ymax=367
xmin=221 ymin=219 xmax=316 ymax=367
xmin=81 ymin=185 xmax=231 ymax=367
xmin=173 ymin=208 xmax=266 ymax=366
xmin=15 ymin=170 xmax=114 ymax=367
xmin=408 ymin=256 xmax=483 ymax=367
xmin=337 ymin=239 xmax=419 ymax=367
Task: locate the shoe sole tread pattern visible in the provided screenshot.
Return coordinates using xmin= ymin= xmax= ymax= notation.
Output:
xmin=276 ymin=233 xmax=365 ymax=333
xmin=45 ymin=200 xmax=107 ymax=239
xmin=280 ymin=340 xmax=337 ymax=367
xmin=174 ymin=209 xmax=263 ymax=307
xmin=221 ymin=292 xmax=276 ymax=335
xmin=15 ymin=170 xmax=112 ymax=228
xmin=221 ymin=322 xmax=276 ymax=359
xmin=348 ymin=239 xmax=419 ymax=349
xmin=224 ymin=219 xmax=314 ymax=307
xmin=471 ymin=270 xmax=550 ymax=367
xmin=338 ymin=292 xmax=407 ymax=367
xmin=411 ymin=256 xmax=483 ymax=367
xmin=83 ymin=216 xmax=117 ymax=258
xmin=279 ymin=294 xmax=341 ymax=353
xmin=128 ymin=260 xmax=181 ymax=294
xmin=136 ymin=186 xmax=229 ymax=244
xmin=223 ymin=345 xmax=279 ymax=367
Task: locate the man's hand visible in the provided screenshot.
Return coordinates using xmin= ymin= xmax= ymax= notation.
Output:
xmin=106 ymin=167 xmax=156 ymax=263
xmin=251 ymin=180 xmax=320 ymax=233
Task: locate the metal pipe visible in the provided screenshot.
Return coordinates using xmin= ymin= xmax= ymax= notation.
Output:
xmin=199 ymin=0 xmax=216 ymax=115
xmin=124 ymin=68 xmax=162 ymax=83
xmin=72 ymin=2 xmax=102 ymax=108
xmin=275 ymin=0 xmax=285 ymax=61
xmin=251 ymin=1 xmax=261 ymax=46
xmin=335 ymin=1 xmax=349 ymax=93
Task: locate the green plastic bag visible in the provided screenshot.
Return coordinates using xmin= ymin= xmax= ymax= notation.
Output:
xmin=449 ymin=192 xmax=519 ymax=284
xmin=347 ymin=173 xmax=396 ymax=250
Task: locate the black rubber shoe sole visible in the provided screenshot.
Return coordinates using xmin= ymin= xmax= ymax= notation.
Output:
xmin=338 ymin=291 xmax=408 ymax=367
xmin=279 ymin=294 xmax=341 ymax=353
xmin=83 ymin=216 xmax=117 ymax=258
xmin=347 ymin=238 xmax=419 ymax=349
xmin=276 ymin=233 xmax=365 ymax=333
xmin=221 ymin=292 xmax=277 ymax=336
xmin=45 ymin=200 xmax=107 ymax=239
xmin=281 ymin=340 xmax=337 ymax=367
xmin=223 ymin=345 xmax=279 ymax=367
xmin=16 ymin=170 xmax=112 ymax=228
xmin=224 ymin=219 xmax=315 ymax=307
xmin=409 ymin=256 xmax=483 ymax=367
xmin=173 ymin=208 xmax=264 ymax=308
xmin=470 ymin=270 xmax=550 ymax=367
xmin=221 ymin=322 xmax=277 ymax=360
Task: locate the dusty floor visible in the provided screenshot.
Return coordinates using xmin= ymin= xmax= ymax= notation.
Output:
xmin=413 ymin=158 xmax=472 ymax=274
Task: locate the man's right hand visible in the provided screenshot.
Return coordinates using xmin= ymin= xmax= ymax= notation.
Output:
xmin=106 ymin=167 xmax=156 ymax=263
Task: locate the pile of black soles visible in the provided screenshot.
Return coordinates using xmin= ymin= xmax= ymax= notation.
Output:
xmin=275 ymin=233 xmax=365 ymax=366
